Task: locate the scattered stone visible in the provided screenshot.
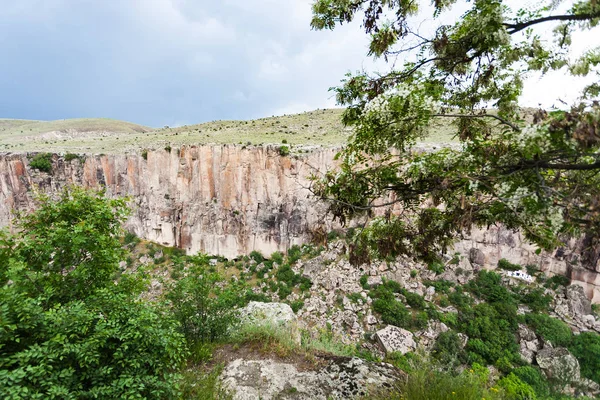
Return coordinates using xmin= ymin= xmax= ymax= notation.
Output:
xmin=375 ymin=325 xmax=416 ymax=355
xmin=517 ymin=324 xmax=540 ymax=364
xmin=367 ymin=276 xmax=383 ymax=287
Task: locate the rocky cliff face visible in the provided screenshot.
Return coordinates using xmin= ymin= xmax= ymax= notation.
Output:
xmin=0 ymin=146 xmax=337 ymax=259
xmin=0 ymin=145 xmax=599 ymax=301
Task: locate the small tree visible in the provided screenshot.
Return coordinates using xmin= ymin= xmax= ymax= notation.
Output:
xmin=0 ymin=187 xmax=186 ymax=399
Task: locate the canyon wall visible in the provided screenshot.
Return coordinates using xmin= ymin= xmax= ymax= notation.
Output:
xmin=0 ymin=145 xmax=599 ymax=302
xmin=0 ymin=146 xmax=337 ymax=259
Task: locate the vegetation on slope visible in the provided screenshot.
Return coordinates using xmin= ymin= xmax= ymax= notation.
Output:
xmin=0 ymin=108 xmax=458 ymax=154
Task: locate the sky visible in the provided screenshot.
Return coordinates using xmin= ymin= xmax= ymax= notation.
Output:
xmin=0 ymin=0 xmax=598 ymax=128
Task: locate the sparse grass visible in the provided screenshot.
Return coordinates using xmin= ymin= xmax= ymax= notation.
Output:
xmin=0 ymin=109 xmax=458 ymax=153
xmin=180 ymin=364 xmax=232 ymax=400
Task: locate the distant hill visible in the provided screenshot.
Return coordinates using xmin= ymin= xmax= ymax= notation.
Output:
xmin=0 ymin=109 xmax=457 ymax=154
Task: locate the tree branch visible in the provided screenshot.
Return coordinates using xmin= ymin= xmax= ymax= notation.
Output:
xmin=504 ymin=12 xmax=600 ymax=35
xmin=432 ymin=113 xmax=521 ymax=132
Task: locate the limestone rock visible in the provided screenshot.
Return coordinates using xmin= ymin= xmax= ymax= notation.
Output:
xmin=566 ymin=285 xmax=592 ymax=317
xmin=469 ymin=248 xmax=485 ymax=266
xmin=536 ymin=347 xmax=580 ymax=383
xmin=517 ymin=324 xmax=540 ymax=364
xmin=375 ymin=325 xmax=416 ymax=355
xmin=220 ymin=357 xmax=404 ymax=400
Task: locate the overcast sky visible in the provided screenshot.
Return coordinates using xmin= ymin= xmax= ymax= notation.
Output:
xmin=0 ymin=0 xmax=598 ymax=127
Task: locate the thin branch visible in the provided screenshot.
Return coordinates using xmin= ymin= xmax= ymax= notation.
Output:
xmin=432 ymin=113 xmax=521 ymax=132
xmin=504 ymin=12 xmax=600 ymax=34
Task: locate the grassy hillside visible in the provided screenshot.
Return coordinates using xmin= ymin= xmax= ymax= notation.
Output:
xmin=0 ymin=109 xmax=458 ymax=154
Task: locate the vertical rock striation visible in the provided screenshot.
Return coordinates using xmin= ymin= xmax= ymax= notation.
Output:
xmin=0 ymin=146 xmax=337 ymax=259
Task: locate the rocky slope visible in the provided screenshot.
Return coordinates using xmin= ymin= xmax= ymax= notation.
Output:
xmin=0 ymin=145 xmax=599 ymax=302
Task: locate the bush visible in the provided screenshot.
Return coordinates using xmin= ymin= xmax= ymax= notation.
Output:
xmin=278 ymin=145 xmax=290 ymax=156
xmin=64 ymin=152 xmax=83 ymax=162
xmin=498 ymin=373 xmax=537 ymax=400
xmin=522 ymin=313 xmax=572 ymax=347
xmin=29 ymin=152 xmax=53 ymax=172
xmin=568 ymin=331 xmax=600 ymax=384
xmin=270 ymin=251 xmax=284 ymax=265
xmin=167 ymin=268 xmax=239 ymax=344
xmin=141 ymin=149 xmax=148 ymax=160
xmin=460 ymin=303 xmax=519 ymax=365
xmin=427 ymin=260 xmax=445 ymax=274
xmin=520 ymin=288 xmax=552 ymax=313
xmin=249 ymin=250 xmax=264 ymax=263
xmin=511 ymin=366 xmax=550 ymax=398
xmin=123 ymin=230 xmax=141 ymax=246
xmin=498 ymin=258 xmax=522 ymax=271
xmin=432 ymin=331 xmax=466 ymax=367
xmin=0 ymin=188 xmax=185 ymax=399
xmin=467 ymin=270 xmax=517 ymax=306
xmin=544 ymin=275 xmax=570 ymax=290
xmin=370 ymin=359 xmax=504 ymax=400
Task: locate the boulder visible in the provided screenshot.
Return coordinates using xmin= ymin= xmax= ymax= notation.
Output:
xmin=517 ymin=324 xmax=540 ymax=364
xmin=220 ymin=357 xmax=404 ymax=399
xmin=566 ymin=285 xmax=592 ymax=317
xmin=469 ymin=248 xmax=485 ymax=266
xmin=536 ymin=347 xmax=580 ymax=383
xmin=375 ymin=325 xmax=416 ymax=355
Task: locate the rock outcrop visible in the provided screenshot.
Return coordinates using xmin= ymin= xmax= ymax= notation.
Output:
xmin=0 ymin=147 xmax=337 ymax=259
xmin=220 ymin=356 xmax=403 ymax=400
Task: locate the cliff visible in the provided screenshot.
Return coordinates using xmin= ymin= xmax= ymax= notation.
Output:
xmin=0 ymin=146 xmax=599 ymax=302
xmin=0 ymin=146 xmax=337 ymax=259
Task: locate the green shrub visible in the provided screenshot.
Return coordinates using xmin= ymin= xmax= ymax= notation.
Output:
xmin=166 ymin=268 xmax=239 ymax=344
xmin=29 ymin=152 xmax=53 ymax=172
xmin=360 ymin=274 xmax=370 ymax=289
xmin=498 ymin=258 xmax=522 ymax=271
xmin=0 ymin=188 xmax=185 ymax=399
xmin=498 ymin=373 xmax=537 ymax=400
xmin=568 ymin=331 xmax=600 ymax=384
xmin=141 ymin=149 xmax=148 ymax=160
xmin=511 ymin=366 xmax=550 ymax=398
xmin=270 ymin=251 xmax=284 ymax=265
xmin=423 ymin=279 xmax=455 ymax=295
xmin=432 ymin=331 xmax=466 ymax=367
xmin=289 ymin=300 xmax=304 ymax=313
xmin=278 ymin=145 xmax=290 ymax=156
xmin=522 ymin=313 xmax=572 ymax=347
xmin=402 ymin=289 xmax=427 ymax=310
xmin=164 ymin=144 xmax=172 ymax=152
xmin=287 ymin=245 xmax=302 ymax=264
xmin=520 ymin=288 xmax=552 ymax=313
xmin=123 ymin=230 xmax=141 ymax=246
xmin=372 ymin=297 xmax=411 ymax=328
xmin=64 ymin=152 xmax=83 ymax=162
xmin=460 ymin=303 xmax=519 ymax=364
xmin=427 ymin=260 xmax=445 ymax=274
xmin=544 ymin=275 xmax=570 ymax=290
xmin=467 ymin=270 xmax=517 ymax=306
xmin=370 ymin=359 xmax=504 ymax=400
xmin=249 ymin=250 xmax=264 ymax=263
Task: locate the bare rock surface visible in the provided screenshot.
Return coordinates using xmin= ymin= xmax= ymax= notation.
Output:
xmin=220 ymin=356 xmax=402 ymax=400
xmin=375 ymin=325 xmax=416 ymax=355
xmin=536 ymin=347 xmax=580 ymax=383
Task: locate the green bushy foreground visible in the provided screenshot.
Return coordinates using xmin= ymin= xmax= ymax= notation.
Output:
xmin=2 ymin=188 xmax=599 ymax=399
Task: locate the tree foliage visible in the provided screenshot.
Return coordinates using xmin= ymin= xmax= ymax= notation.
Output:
xmin=311 ymin=0 xmax=600 ymax=262
xmin=0 ymin=187 xmax=186 ymax=399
